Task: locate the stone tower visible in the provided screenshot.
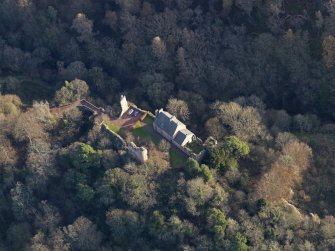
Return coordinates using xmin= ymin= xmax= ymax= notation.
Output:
xmin=128 ymin=142 xmax=148 ymax=163
xmin=120 ymin=95 xmax=129 ymax=118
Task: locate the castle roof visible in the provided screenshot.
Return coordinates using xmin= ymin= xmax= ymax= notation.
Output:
xmin=154 ymin=111 xmax=186 ymax=138
xmin=174 ymin=129 xmax=194 ymax=146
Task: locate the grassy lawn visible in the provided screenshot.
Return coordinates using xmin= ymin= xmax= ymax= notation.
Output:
xmin=143 ymin=115 xmax=154 ymax=125
xmin=132 ymin=125 xmax=159 ymax=144
xmin=169 ymin=149 xmax=187 ymax=168
xmin=104 ymin=120 xmax=121 ymax=134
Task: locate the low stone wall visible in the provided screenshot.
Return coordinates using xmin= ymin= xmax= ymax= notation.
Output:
xmin=175 ymin=142 xmax=206 ymax=162
xmin=128 ymin=102 xmax=156 ymax=118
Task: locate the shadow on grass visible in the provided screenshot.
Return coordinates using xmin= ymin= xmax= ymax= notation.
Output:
xmin=169 ymin=149 xmax=187 ymax=168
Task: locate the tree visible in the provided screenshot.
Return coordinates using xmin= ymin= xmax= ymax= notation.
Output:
xmin=201 ymin=164 xmax=213 ymax=182
xmin=163 ymin=215 xmax=198 ymax=245
xmin=61 ymin=61 xmax=88 ymax=81
xmin=6 ymin=222 xmax=32 ymax=250
xmin=123 ymin=173 xmax=157 ymax=211
xmin=292 ymin=114 xmax=319 ymax=132
xmin=185 ymin=158 xmax=212 ymax=182
xmin=63 ymin=216 xmax=102 ymax=251
xmin=2 ymin=46 xmax=25 ymax=72
xmin=234 ymin=95 xmax=266 ymax=111
xmin=98 ymin=168 xmax=127 ymax=206
xmin=25 ymin=139 xmax=56 ymax=188
xmin=282 ymin=140 xmax=312 ymax=173
xmin=223 ymin=136 xmax=250 ymax=158
xmin=103 ymin=10 xmax=118 ymax=30
xmin=140 ymin=73 xmax=174 ymax=108
xmin=54 ymin=79 xmax=89 ymax=105
xmin=30 ymin=231 xmax=51 ymax=251
xmin=149 ymin=210 xmax=166 ymax=239
xmin=31 ymin=101 xmax=53 ymax=128
xmin=98 ymin=168 xmax=156 ymax=211
xmin=106 ymin=209 xmax=144 ymax=248
xmin=231 ymin=233 xmax=249 ymax=251
xmin=33 ymin=201 xmax=61 ymax=234
xmin=76 ymin=183 xmax=95 ymax=202
xmin=184 ymin=178 xmax=214 ymax=216
xmin=166 ymin=98 xmax=190 ymax=123
xmin=205 ymin=136 xmax=249 ymax=171
xmin=323 ymin=35 xmax=335 ymax=68
xmin=10 ymin=182 xmax=34 ymax=221
xmin=185 ymin=158 xmax=201 ymax=178
xmin=205 ymin=145 xmax=230 ymax=170
xmin=49 ymin=229 xmax=70 ymax=251
xmin=0 ymin=135 xmax=17 ymax=167
xmin=205 ymin=117 xmax=227 ymax=140
xmin=176 ymin=0 xmax=193 ymax=11
xmin=57 ymin=107 xmax=84 ymax=141
xmin=177 ymin=91 xmax=206 ymax=119
xmin=152 ymin=36 xmax=166 ymax=59
xmin=69 ymin=142 xmax=101 ymax=172
xmin=265 ymin=109 xmax=291 ymax=133
xmin=275 ymin=132 xmax=297 ymax=149
xmin=222 ymin=0 xmax=233 ymax=16
xmin=207 ymin=208 xmax=228 ymax=244
xmin=12 ymin=110 xmax=46 ymax=143
xmin=0 ymin=94 xmax=22 ymax=118
xmin=211 ymin=101 xmax=268 ymax=142
xmin=88 ymin=66 xmax=105 ymax=91
xmin=71 ymin=13 xmax=93 ymax=42
xmin=254 ymin=140 xmax=312 ymax=202
xmin=158 ymin=139 xmax=170 ymax=152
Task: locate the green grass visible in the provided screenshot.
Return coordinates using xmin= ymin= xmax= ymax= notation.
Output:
xmin=104 ymin=121 xmax=121 ymax=134
xmin=143 ymin=115 xmax=154 ymax=125
xmin=169 ymin=149 xmax=187 ymax=168
xmin=132 ymin=126 xmax=159 ymax=144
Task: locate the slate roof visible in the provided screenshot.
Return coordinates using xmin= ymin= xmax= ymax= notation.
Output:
xmin=174 ymin=129 xmax=194 ymax=146
xmin=154 ymin=111 xmax=184 ymax=138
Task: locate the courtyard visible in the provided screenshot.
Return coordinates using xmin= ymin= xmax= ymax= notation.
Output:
xmin=104 ymin=107 xmax=187 ymax=168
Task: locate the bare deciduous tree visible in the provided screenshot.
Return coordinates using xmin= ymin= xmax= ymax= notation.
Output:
xmin=323 ymin=35 xmax=335 ymax=68
xmin=211 ymin=101 xmax=268 ymax=142
xmin=166 ymin=98 xmax=190 ymax=123
xmin=63 ymin=216 xmax=102 ymax=251
xmin=71 ymin=13 xmax=93 ymax=42
xmin=254 ymin=140 xmax=312 ymax=202
xmin=12 ymin=110 xmax=47 ymax=143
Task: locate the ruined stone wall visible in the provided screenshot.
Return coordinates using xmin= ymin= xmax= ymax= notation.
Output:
xmin=101 ymin=124 xmax=127 ymax=150
xmin=101 ymin=124 xmax=148 ymax=163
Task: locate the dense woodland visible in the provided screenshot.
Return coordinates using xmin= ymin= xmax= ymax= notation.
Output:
xmin=1 ymin=0 xmax=335 ymax=250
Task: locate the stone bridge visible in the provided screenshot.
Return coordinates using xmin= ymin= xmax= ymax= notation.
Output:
xmin=50 ymin=99 xmax=105 ymax=115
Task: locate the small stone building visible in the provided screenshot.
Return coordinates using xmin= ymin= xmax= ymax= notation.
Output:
xmin=153 ymin=109 xmax=196 ymax=149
